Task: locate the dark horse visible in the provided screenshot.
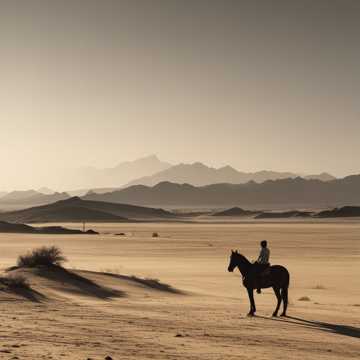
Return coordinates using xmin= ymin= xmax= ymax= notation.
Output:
xmin=227 ymin=250 xmax=290 ymax=317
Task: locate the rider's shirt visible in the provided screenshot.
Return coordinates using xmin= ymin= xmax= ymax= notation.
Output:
xmin=257 ymin=247 xmax=270 ymax=264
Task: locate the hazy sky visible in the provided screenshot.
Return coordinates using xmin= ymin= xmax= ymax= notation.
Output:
xmin=0 ymin=0 xmax=359 ymax=190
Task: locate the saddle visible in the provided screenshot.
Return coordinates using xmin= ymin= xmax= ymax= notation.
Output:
xmin=259 ymin=264 xmax=271 ymax=276
xmin=253 ymin=263 xmax=270 ymax=289
xmin=254 ymin=262 xmax=270 ymax=275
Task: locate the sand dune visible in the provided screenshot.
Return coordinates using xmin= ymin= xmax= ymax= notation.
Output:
xmin=0 ymin=222 xmax=358 ymax=359
xmin=4 ymin=266 xmax=183 ymax=302
xmin=0 ymin=197 xmax=175 ymax=223
xmin=0 ymin=221 xmax=99 ymax=234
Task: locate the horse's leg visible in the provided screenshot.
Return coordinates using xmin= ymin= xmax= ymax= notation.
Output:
xmin=272 ymin=286 xmax=282 ymax=317
xmin=246 ymin=287 xmax=256 ymax=316
xmin=280 ymin=287 xmax=288 ymax=317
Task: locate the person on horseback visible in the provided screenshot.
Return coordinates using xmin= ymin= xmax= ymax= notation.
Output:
xmin=254 ymin=240 xmax=270 ymax=294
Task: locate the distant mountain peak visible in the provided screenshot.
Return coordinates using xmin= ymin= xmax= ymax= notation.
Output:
xmin=218 ymin=165 xmax=239 ymax=174
xmin=304 ymin=172 xmax=336 ymax=182
xmin=219 ymin=165 xmax=235 ymax=170
xmin=145 ymin=154 xmax=160 ymax=161
xmin=114 ymin=154 xmax=168 ymax=167
xmin=63 ymin=155 xmax=172 ymax=190
xmin=191 ymin=162 xmax=208 ymax=168
xmin=38 ymin=187 xmax=55 ymax=195
xmin=62 ymin=196 xmax=82 ymax=202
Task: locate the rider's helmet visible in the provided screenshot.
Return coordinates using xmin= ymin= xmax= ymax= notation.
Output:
xmin=261 ymin=240 xmax=267 ymax=248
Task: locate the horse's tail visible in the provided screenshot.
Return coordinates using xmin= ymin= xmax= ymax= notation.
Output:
xmin=285 ymin=270 xmax=290 ymax=288
xmin=281 ymin=270 xmax=290 ymax=301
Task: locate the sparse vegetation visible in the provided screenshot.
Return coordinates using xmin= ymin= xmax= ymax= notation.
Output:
xmin=0 ymin=274 xmax=29 ymax=289
xmin=313 ymin=284 xmax=326 ymax=290
xmin=129 ymin=276 xmax=183 ymax=294
xmin=298 ymin=296 xmax=311 ymax=301
xmin=17 ymin=246 xmax=67 ymax=268
xmin=152 ymin=232 xmax=159 ymax=238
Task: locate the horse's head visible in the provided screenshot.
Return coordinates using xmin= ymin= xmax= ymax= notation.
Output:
xmin=228 ymin=250 xmax=240 ymax=272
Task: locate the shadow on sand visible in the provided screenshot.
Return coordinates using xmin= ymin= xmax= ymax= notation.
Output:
xmin=258 ymin=315 xmax=360 ymax=339
xmin=33 ymin=266 xmax=126 ymax=300
xmin=83 ymin=270 xmax=185 ymax=295
xmin=0 ymin=286 xmax=47 ymax=303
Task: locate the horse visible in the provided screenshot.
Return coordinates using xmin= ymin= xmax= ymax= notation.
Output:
xmin=227 ymin=250 xmax=290 ymax=317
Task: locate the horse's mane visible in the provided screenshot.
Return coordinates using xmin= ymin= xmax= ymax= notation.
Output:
xmin=233 ymin=252 xmax=252 ymax=266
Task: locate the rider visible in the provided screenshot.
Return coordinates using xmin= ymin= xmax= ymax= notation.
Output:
xmin=254 ymin=240 xmax=270 ymax=294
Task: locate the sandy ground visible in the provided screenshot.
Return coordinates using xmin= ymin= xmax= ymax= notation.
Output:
xmin=0 ymin=222 xmax=359 ymax=359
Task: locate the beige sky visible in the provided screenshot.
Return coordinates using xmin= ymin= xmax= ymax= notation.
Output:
xmin=0 ymin=0 xmax=359 ymax=190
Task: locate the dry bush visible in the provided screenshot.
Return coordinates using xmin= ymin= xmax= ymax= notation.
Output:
xmin=0 ymin=274 xmax=29 ymax=289
xmin=17 ymin=246 xmax=67 ymax=268
xmin=298 ymin=296 xmax=311 ymax=301
xmin=152 ymin=232 xmax=159 ymax=238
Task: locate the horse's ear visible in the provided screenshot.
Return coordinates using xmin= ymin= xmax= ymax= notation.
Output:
xmin=235 ymin=250 xmax=239 ymax=254
xmin=231 ymin=249 xmax=234 ymax=254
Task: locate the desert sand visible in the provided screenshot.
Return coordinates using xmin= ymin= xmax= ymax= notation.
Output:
xmin=0 ymin=222 xmax=359 ymax=359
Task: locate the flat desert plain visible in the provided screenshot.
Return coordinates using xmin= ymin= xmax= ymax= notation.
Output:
xmin=0 ymin=222 xmax=359 ymax=359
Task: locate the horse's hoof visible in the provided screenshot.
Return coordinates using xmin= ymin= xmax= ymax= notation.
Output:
xmin=280 ymin=313 xmax=287 ymax=317
xmin=247 ymin=313 xmax=254 ymax=317
xmin=272 ymin=313 xmax=278 ymax=317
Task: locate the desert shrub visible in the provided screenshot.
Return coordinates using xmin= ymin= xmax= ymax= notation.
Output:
xmin=0 ymin=274 xmax=29 ymax=289
xmin=17 ymin=246 xmax=67 ymax=268
xmin=298 ymin=296 xmax=311 ymax=301
xmin=152 ymin=232 xmax=159 ymax=238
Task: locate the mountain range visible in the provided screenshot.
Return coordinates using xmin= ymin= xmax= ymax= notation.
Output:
xmin=0 ymin=156 xmax=337 ymax=206
xmin=83 ymin=175 xmax=360 ymax=209
xmin=125 ymin=161 xmax=335 ymax=187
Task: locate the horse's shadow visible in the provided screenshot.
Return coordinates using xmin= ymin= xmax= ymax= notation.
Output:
xmin=258 ymin=315 xmax=360 ymax=339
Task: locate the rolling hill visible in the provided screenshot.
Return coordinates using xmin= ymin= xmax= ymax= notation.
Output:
xmin=212 ymin=207 xmax=258 ymax=217
xmin=255 ymin=211 xmax=313 ymax=219
xmin=316 ymin=206 xmax=360 ymax=218
xmin=0 ymin=197 xmax=175 ymax=223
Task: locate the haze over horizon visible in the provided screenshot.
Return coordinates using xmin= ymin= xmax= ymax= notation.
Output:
xmin=1 ymin=0 xmax=359 ymax=190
